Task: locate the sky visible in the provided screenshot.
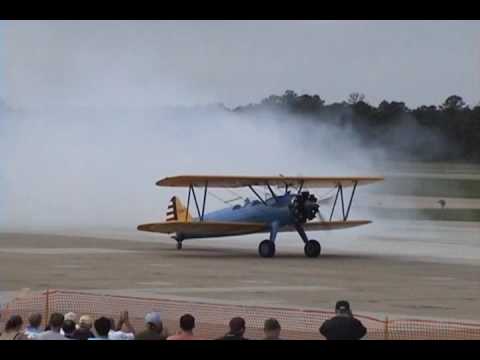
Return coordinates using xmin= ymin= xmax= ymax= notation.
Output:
xmin=3 ymin=20 xmax=480 ymax=109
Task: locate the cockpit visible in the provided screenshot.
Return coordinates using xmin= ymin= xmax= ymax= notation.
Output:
xmin=232 ymin=197 xmax=262 ymax=210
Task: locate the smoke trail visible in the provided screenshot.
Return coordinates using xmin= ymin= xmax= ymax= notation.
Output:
xmin=1 ymin=104 xmax=383 ymax=231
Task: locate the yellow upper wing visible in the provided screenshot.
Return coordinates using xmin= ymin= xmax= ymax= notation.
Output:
xmin=157 ymin=175 xmax=383 ymax=188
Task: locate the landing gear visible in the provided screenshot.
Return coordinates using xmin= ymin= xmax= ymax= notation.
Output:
xmin=304 ymin=240 xmax=321 ymax=258
xmin=295 ymin=223 xmax=322 ymax=258
xmin=176 ymin=241 xmax=183 ymax=250
xmin=258 ymin=240 xmax=276 ymax=258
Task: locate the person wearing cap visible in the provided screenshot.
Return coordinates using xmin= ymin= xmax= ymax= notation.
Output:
xmin=72 ymin=315 xmax=95 ymax=340
xmin=135 ymin=312 xmax=167 ymax=340
xmin=263 ymin=318 xmax=282 ymax=340
xmin=217 ymin=317 xmax=248 ymax=340
xmin=319 ymin=301 xmax=367 ymax=340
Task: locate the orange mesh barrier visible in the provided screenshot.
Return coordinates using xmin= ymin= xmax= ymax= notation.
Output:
xmin=1 ymin=289 xmax=480 ymax=340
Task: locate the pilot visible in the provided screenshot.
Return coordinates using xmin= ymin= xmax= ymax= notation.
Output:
xmin=244 ymin=198 xmax=251 ymax=206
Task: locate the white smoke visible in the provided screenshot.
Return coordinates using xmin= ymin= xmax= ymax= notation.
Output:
xmin=1 ymin=105 xmax=384 ymax=231
xmin=1 ymin=21 xmax=384 ymax=232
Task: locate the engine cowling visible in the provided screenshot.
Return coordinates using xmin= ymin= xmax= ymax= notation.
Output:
xmin=289 ymin=191 xmax=319 ymax=224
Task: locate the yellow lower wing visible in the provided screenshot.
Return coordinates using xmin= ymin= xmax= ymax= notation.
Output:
xmin=138 ymin=220 xmax=371 ymax=237
xmin=137 ymin=221 xmax=267 ymax=236
xmin=284 ymin=220 xmax=371 ymax=231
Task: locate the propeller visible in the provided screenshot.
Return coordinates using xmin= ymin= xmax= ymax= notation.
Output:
xmin=289 ymin=191 xmax=320 ymax=224
xmin=288 ymin=192 xmax=336 ymax=223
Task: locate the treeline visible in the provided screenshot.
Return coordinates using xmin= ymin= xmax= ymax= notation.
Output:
xmin=232 ymin=91 xmax=480 ymax=162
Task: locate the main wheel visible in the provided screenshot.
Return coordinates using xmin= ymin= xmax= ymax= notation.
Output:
xmin=304 ymin=240 xmax=321 ymax=258
xmin=176 ymin=241 xmax=183 ymax=250
xmin=258 ymin=240 xmax=276 ymax=258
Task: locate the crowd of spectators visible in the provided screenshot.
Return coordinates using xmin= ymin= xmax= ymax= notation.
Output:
xmin=0 ymin=300 xmax=366 ymax=340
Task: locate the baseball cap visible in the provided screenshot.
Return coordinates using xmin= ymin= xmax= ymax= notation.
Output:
xmin=145 ymin=312 xmax=162 ymax=327
xmin=335 ymin=300 xmax=351 ymax=313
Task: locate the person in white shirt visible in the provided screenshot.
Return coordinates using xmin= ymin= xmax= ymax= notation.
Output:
xmin=36 ymin=313 xmax=67 ymax=340
xmin=24 ymin=313 xmax=43 ymax=340
xmin=108 ymin=311 xmax=135 ymax=340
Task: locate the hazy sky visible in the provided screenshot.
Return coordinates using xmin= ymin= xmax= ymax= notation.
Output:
xmin=3 ymin=20 xmax=480 ymax=108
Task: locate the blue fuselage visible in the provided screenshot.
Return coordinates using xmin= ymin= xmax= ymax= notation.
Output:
xmin=183 ymin=193 xmax=296 ymax=239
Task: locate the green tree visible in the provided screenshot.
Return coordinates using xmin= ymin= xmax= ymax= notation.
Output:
xmin=347 ymin=92 xmax=365 ymax=105
xmin=440 ymin=95 xmax=466 ymax=111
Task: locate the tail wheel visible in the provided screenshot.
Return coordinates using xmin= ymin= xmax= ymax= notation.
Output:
xmin=258 ymin=240 xmax=276 ymax=258
xmin=304 ymin=240 xmax=321 ymax=258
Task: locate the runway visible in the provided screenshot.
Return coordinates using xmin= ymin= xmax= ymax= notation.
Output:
xmin=1 ymin=220 xmax=479 ymax=321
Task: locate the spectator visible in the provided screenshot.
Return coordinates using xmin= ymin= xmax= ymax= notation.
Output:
xmin=64 ymin=312 xmax=77 ymax=322
xmin=62 ymin=320 xmax=77 ymax=340
xmin=72 ymin=315 xmax=95 ymax=340
xmin=319 ymin=301 xmax=367 ymax=340
xmin=167 ymin=314 xmax=197 ymax=340
xmin=89 ymin=317 xmax=111 ymax=340
xmin=108 ymin=311 xmax=135 ymax=340
xmin=135 ymin=312 xmax=166 ymax=340
xmin=24 ymin=313 xmax=43 ymax=339
xmin=60 ymin=312 xmax=78 ymax=335
xmin=0 ymin=315 xmax=27 ymax=340
xmin=263 ymin=318 xmax=282 ymax=340
xmin=217 ymin=317 xmax=248 ymax=340
xmin=36 ymin=313 xmax=66 ymax=340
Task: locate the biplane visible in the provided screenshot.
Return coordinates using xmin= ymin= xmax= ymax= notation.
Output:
xmin=137 ymin=175 xmax=383 ymax=258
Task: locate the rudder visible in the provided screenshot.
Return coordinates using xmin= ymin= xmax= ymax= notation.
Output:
xmin=166 ymin=196 xmax=192 ymax=222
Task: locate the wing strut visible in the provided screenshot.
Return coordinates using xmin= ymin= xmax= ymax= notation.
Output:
xmin=329 ymin=181 xmax=358 ymax=221
xmin=266 ymin=183 xmax=278 ymax=202
xmin=297 ymin=180 xmax=304 ymax=194
xmin=188 ymin=182 xmax=209 ymax=221
xmin=248 ymin=185 xmax=268 ymax=206
xmin=185 ymin=186 xmax=191 ymax=221
xmin=201 ymin=181 xmax=208 ymax=221
xmin=190 ymin=185 xmax=202 ymax=219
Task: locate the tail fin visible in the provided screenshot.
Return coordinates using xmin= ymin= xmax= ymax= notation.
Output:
xmin=166 ymin=196 xmax=192 ymax=222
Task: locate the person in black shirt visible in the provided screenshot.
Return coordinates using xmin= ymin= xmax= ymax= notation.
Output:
xmin=217 ymin=317 xmax=248 ymax=340
xmin=319 ymin=301 xmax=367 ymax=340
xmin=72 ymin=315 xmax=95 ymax=340
xmin=62 ymin=320 xmax=77 ymax=340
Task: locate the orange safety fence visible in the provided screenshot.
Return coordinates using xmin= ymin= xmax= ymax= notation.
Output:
xmin=1 ymin=289 xmax=480 ymax=340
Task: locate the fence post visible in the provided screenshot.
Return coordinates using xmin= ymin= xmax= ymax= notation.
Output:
xmin=384 ymin=316 xmax=389 ymax=340
xmin=44 ymin=288 xmax=50 ymax=328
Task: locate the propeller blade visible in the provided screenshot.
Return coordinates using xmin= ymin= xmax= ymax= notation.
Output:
xmin=317 ymin=195 xmax=335 ymax=205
